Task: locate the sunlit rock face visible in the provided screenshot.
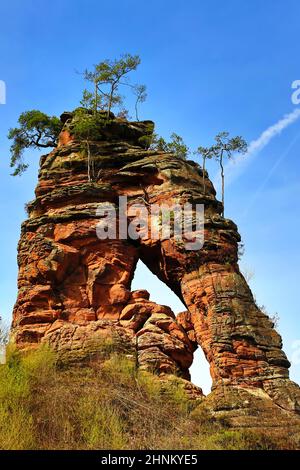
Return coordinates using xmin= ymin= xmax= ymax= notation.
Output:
xmin=11 ymin=112 xmax=300 ymax=415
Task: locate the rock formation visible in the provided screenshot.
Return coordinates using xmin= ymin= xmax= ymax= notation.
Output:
xmin=11 ymin=111 xmax=300 ymax=420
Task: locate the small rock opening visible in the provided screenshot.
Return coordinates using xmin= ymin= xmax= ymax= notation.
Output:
xmin=131 ymin=260 xmax=212 ymax=394
xmin=190 ymin=348 xmax=212 ymax=395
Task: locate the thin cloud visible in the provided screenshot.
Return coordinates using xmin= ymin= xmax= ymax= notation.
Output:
xmin=242 ymin=131 xmax=300 ymax=217
xmin=213 ymin=108 xmax=300 ymax=190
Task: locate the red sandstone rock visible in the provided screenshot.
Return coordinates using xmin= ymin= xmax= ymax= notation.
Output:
xmin=131 ymin=290 xmax=150 ymax=300
xmin=10 ymin=113 xmax=300 ymax=414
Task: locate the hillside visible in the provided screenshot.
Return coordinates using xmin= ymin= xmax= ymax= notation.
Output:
xmin=1 ymin=346 xmax=299 ymax=450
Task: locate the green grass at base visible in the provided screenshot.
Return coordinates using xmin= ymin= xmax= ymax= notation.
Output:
xmin=0 ymin=345 xmax=296 ymax=450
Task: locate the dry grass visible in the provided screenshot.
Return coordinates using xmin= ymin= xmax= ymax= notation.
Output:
xmin=0 ymin=345 xmax=297 ymax=450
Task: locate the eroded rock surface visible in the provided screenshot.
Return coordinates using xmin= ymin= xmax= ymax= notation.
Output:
xmin=11 ymin=112 xmax=300 ymax=417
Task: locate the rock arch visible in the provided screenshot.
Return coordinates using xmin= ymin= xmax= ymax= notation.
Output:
xmin=11 ymin=114 xmax=300 ymax=414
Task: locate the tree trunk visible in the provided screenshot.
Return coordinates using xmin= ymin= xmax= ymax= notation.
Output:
xmin=92 ymin=145 xmax=95 ymax=179
xmin=86 ymin=140 xmax=91 ymax=182
xmin=94 ymin=81 xmax=98 ymax=114
xmin=220 ymin=150 xmax=225 ymax=216
xmin=135 ymin=100 xmax=139 ymax=121
xmin=107 ymin=84 xmax=115 ymax=121
xmin=202 ymin=156 xmax=206 ymax=195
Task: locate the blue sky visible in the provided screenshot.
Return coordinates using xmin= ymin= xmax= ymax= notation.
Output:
xmin=0 ymin=0 xmax=299 ymax=393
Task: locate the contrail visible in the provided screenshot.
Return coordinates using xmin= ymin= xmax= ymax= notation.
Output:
xmin=242 ymin=130 xmax=300 ymax=217
xmin=213 ymin=107 xmax=300 ymax=190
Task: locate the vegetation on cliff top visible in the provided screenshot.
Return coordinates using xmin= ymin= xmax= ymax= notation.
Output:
xmin=0 ymin=345 xmax=296 ymax=450
xmin=7 ymin=53 xmax=248 ymax=216
xmin=8 ymin=53 xmax=146 ymax=176
xmin=8 ymin=110 xmax=63 ymax=176
xmin=196 ymin=132 xmax=247 ymax=215
xmin=80 ymin=53 xmax=143 ymax=119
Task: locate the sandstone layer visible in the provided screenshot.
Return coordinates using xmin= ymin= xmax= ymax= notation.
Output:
xmin=11 ymin=112 xmax=300 ymax=418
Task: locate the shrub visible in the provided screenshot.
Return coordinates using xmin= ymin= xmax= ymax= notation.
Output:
xmin=76 ymin=396 xmax=126 ymax=449
xmin=0 ymin=345 xmax=39 ymax=449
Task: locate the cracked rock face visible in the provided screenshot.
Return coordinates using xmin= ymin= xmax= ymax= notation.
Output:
xmin=11 ymin=113 xmax=300 ymax=415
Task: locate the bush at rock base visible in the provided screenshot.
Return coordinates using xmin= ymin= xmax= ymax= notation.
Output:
xmin=0 ymin=345 xmax=297 ymax=450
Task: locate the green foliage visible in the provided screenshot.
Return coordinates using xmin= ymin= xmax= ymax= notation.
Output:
xmin=0 ymin=346 xmax=294 ymax=450
xmin=0 ymin=345 xmax=56 ymax=450
xmin=213 ymin=131 xmax=247 ymax=215
xmin=71 ymin=109 xmax=105 ymax=141
xmin=82 ymin=53 xmax=142 ymax=118
xmin=195 ymin=145 xmax=218 ymax=194
xmin=7 ymin=54 xmax=146 ymax=178
xmin=136 ymin=370 xmax=162 ymax=398
xmin=195 ymin=145 xmax=216 ymax=162
xmin=71 ymin=109 xmax=107 ymax=181
xmin=8 ymin=110 xmax=62 ymax=176
xmin=76 ymin=397 xmax=126 ymax=449
xmin=196 ymin=131 xmax=247 ymax=214
xmin=160 ymin=376 xmax=191 ymax=415
xmin=137 ymin=123 xmax=156 ymax=149
xmin=101 ymin=354 xmax=136 ymax=384
xmin=205 ymin=429 xmax=278 ymax=450
xmin=149 ymin=134 xmax=168 ymax=151
xmin=166 ymin=133 xmax=190 ymax=159
xmin=80 ymin=87 xmax=122 ymax=114
xmin=214 ymin=131 xmax=248 ymax=158
xmin=80 ymin=88 xmax=100 ymax=111
xmin=150 ymin=133 xmax=189 ymax=159
xmin=91 ymin=53 xmax=140 ymax=86
xmin=21 ymin=345 xmax=57 ymax=383
xmin=133 ymin=84 xmax=147 ymax=121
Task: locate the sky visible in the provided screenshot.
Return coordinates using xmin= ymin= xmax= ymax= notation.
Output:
xmin=0 ymin=0 xmax=300 ymax=394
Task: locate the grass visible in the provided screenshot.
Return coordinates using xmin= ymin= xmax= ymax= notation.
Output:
xmin=0 ymin=345 xmax=297 ymax=450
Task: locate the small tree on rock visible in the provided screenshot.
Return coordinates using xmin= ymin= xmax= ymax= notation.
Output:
xmin=71 ymin=110 xmax=105 ymax=181
xmin=133 ymin=84 xmax=147 ymax=121
xmin=83 ymin=54 xmax=141 ymax=119
xmin=150 ymin=133 xmax=189 ymax=159
xmin=195 ymin=145 xmax=217 ymax=194
xmin=167 ymin=133 xmax=189 ymax=160
xmin=213 ymin=132 xmax=247 ymax=216
xmin=8 ymin=110 xmax=62 ymax=176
